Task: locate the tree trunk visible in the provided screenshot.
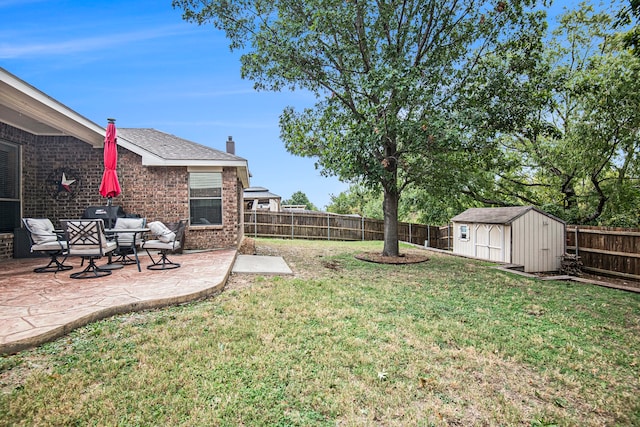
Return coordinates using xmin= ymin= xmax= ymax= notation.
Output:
xmin=382 ymin=187 xmax=399 ymax=257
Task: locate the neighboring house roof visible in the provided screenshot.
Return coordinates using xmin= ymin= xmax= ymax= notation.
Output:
xmin=451 ymin=206 xmax=565 ymax=225
xmin=243 ymin=190 xmax=281 ymax=199
xmin=243 ymin=187 xmax=281 ymax=199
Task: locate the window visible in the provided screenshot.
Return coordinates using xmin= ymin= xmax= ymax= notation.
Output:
xmin=459 ymin=224 xmax=468 ymax=240
xmin=0 ymin=141 xmax=20 ymax=233
xmin=189 ymin=172 xmax=222 ymax=225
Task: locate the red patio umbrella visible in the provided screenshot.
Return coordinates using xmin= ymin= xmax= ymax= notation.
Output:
xmin=99 ymin=118 xmax=121 ymax=205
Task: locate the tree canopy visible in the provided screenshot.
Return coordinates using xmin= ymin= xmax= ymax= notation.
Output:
xmin=457 ymin=3 xmax=640 ymax=225
xmin=328 ymin=2 xmax=640 ymax=227
xmin=173 ymin=0 xmax=547 ymax=256
xmin=283 ymin=191 xmax=318 ymax=211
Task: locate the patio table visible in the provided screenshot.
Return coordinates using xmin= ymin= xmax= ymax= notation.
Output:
xmin=102 ymin=228 xmax=150 ymax=272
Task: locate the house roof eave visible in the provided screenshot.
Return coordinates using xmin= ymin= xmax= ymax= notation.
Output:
xmin=0 ymin=67 xmax=104 ymax=147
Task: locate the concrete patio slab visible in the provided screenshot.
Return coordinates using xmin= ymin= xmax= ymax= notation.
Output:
xmin=0 ymin=249 xmax=237 ymax=355
xmin=232 ymin=255 xmax=293 ymax=275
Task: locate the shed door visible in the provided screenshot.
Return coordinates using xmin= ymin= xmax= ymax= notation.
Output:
xmin=474 ymin=224 xmax=504 ymax=262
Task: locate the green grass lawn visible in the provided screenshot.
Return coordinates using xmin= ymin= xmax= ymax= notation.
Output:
xmin=1 ymin=239 xmax=639 ymax=426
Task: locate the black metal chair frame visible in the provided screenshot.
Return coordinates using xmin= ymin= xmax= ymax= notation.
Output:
xmin=143 ymin=220 xmax=186 ymax=270
xmin=63 ymin=219 xmax=117 ymax=279
xmin=108 ymin=218 xmax=147 ymax=272
xmin=22 ymin=218 xmax=73 ymax=273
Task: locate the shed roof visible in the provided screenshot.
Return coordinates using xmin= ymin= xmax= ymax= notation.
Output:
xmin=451 ymin=206 xmax=565 ymax=225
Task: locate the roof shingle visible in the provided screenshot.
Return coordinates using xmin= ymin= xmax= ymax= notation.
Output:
xmin=118 ymin=128 xmax=244 ymax=162
xmin=451 ymin=206 xmax=564 ymax=224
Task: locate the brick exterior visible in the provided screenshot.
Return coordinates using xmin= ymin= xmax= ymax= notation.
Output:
xmin=0 ymin=234 xmax=13 ymax=259
xmin=0 ymin=123 xmax=245 ymax=259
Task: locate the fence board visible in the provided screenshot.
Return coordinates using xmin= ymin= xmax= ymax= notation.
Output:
xmin=566 ymin=225 xmax=640 ymax=281
xmin=243 ymin=212 xmax=439 ymax=247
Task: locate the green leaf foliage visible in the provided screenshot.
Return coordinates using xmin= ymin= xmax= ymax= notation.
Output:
xmin=283 ymin=190 xmax=319 ymax=211
xmin=173 ymin=0 xmax=548 ymax=253
xmin=462 ymin=2 xmax=640 ymax=225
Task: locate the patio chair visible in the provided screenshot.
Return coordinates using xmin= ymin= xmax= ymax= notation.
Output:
xmin=142 ymin=220 xmax=186 ymax=270
xmin=109 ymin=217 xmax=147 ymax=272
xmin=22 ymin=218 xmax=72 ymax=273
xmin=62 ymin=219 xmax=117 ymax=279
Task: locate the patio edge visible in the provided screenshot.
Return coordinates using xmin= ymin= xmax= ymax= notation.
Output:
xmin=0 ymin=254 xmax=235 ymax=355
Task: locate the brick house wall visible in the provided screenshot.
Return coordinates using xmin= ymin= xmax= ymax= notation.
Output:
xmin=0 ymin=234 xmax=13 ymax=259
xmin=1 ymin=123 xmax=244 ymax=259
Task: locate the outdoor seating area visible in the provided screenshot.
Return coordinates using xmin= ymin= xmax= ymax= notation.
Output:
xmin=21 ymin=217 xmax=185 ymax=279
xmin=0 ymin=247 xmax=237 ymax=355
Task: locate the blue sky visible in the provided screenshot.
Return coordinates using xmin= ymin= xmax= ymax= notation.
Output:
xmin=1 ymin=0 xmax=346 ymax=209
xmin=1 ymin=0 xmax=592 ymax=210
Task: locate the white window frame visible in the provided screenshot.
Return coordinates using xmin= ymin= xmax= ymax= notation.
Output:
xmin=188 ymin=169 xmax=223 ymax=226
xmin=459 ymin=224 xmax=469 ymax=241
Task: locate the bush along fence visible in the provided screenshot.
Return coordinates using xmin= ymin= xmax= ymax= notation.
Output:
xmin=244 ymin=212 xmax=640 ymax=280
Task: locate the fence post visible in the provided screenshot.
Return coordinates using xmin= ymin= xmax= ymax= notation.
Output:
xmin=362 ymin=216 xmax=365 ymax=241
xmin=291 ymin=211 xmax=294 ymax=239
xmin=253 ymin=210 xmax=257 ymax=238
xmin=575 ymin=226 xmax=579 ymax=256
xmin=426 ymin=226 xmax=430 ymax=247
xmin=327 ymin=213 xmax=330 ymax=240
xmin=409 ymin=223 xmax=412 ymax=244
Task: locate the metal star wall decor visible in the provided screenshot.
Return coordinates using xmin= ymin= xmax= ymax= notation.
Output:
xmin=46 ymin=168 xmax=81 ymax=200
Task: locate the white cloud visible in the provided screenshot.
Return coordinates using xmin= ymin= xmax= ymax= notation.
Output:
xmin=0 ymin=25 xmax=189 ymax=59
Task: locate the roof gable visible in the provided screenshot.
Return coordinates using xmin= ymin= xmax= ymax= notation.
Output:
xmin=0 ymin=68 xmax=250 ymax=187
xmin=1 ymin=67 xmax=104 ymax=146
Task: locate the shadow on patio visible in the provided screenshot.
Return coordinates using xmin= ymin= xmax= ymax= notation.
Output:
xmin=0 ymin=249 xmax=236 ymax=355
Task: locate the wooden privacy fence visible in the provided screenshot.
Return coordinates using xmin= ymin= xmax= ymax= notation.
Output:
xmin=566 ymin=225 xmax=640 ymax=281
xmin=243 ymin=212 xmax=640 ymax=280
xmin=244 ymin=211 xmax=444 ymax=248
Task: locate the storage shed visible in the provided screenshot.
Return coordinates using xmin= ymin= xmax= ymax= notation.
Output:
xmin=450 ymin=206 xmax=566 ymax=273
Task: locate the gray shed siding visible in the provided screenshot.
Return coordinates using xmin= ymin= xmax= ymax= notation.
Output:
xmin=510 ymin=210 xmax=565 ymax=272
xmin=451 ymin=206 xmax=565 ymax=273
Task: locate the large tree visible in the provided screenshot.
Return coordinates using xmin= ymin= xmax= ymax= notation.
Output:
xmin=461 ymin=3 xmax=640 ymax=225
xmin=173 ymin=0 xmax=545 ymax=256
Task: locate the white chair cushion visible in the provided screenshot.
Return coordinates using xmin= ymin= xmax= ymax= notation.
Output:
xmin=142 ymin=239 xmax=181 ymax=251
xmin=113 ymin=218 xmax=146 ymax=245
xmin=32 ymin=240 xmax=67 ymax=252
xmin=114 ymin=218 xmax=145 ymax=230
xmin=68 ymin=241 xmax=117 ymax=256
xmin=25 ymin=218 xmax=57 ymax=245
xmin=148 ymin=221 xmax=176 ymax=243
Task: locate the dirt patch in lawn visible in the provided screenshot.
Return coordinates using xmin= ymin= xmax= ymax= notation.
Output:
xmin=355 ymin=252 xmax=429 ymax=264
